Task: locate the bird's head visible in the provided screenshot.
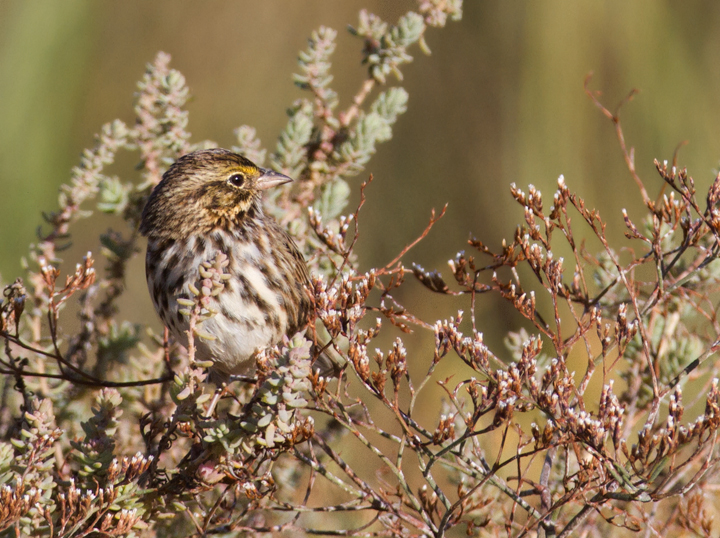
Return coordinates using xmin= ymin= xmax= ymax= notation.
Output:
xmin=140 ymin=148 xmax=292 ymax=238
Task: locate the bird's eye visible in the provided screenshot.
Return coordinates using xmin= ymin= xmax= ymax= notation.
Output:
xmin=228 ymin=173 xmax=246 ymax=187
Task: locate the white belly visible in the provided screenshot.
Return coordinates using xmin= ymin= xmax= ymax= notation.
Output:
xmin=147 ymin=233 xmax=290 ymax=375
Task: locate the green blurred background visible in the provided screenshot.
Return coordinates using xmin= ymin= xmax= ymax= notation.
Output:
xmin=2 ymin=0 xmax=720 ymax=352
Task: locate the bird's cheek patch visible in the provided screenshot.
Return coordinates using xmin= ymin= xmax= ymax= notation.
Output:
xmin=234 ymin=190 xmax=253 ymax=206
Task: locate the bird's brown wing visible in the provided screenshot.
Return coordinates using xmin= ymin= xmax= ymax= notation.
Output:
xmin=272 ymin=223 xmax=313 ymax=333
xmin=276 ymin=225 xmax=344 ymax=377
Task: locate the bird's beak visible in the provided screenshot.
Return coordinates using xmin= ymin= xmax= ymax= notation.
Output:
xmin=256 ymin=168 xmax=293 ymax=190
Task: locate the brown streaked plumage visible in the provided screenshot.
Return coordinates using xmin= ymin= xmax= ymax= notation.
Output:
xmin=140 ymin=148 xmax=312 ymax=377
